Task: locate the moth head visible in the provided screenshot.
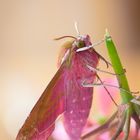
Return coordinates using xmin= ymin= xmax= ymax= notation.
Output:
xmin=74 ymin=35 xmax=92 ymax=49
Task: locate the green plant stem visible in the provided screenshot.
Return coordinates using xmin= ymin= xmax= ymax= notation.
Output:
xmin=105 ymin=31 xmax=133 ymax=104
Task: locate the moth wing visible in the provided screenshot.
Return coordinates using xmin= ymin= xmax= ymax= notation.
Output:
xmin=16 ymin=65 xmax=66 ymax=140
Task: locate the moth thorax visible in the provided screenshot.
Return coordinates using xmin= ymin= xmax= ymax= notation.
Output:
xmin=74 ymin=35 xmax=92 ymax=49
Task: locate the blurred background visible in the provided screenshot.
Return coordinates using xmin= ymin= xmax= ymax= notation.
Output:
xmin=0 ymin=0 xmax=140 ymax=139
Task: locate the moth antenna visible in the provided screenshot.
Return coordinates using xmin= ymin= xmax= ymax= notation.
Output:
xmin=74 ymin=22 xmax=80 ymax=36
xmin=76 ymin=39 xmax=104 ymax=52
xmin=54 ymin=36 xmax=76 ymax=40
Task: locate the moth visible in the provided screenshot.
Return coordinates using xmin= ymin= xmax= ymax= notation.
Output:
xmin=16 ymin=34 xmax=105 ymax=140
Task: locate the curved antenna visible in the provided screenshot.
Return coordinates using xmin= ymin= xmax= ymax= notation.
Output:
xmin=74 ymin=22 xmax=80 ymax=36
xmin=54 ymin=36 xmax=76 ymax=40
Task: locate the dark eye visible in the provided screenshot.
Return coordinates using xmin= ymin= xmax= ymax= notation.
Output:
xmin=77 ymin=41 xmax=85 ymax=48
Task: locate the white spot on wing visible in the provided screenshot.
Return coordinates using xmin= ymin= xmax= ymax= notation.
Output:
xmin=83 ymin=97 xmax=86 ymax=101
xmin=70 ymin=110 xmax=73 ymax=114
xmin=72 ymin=99 xmax=76 ymax=103
xmin=80 ymin=119 xmax=83 ymax=122
xmin=70 ymin=120 xmax=73 ymax=123
xmin=81 ymin=110 xmax=86 ymax=113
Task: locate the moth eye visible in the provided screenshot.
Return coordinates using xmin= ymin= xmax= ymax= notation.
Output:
xmin=77 ymin=41 xmax=85 ymax=48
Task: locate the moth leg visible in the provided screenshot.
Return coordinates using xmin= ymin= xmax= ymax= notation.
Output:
xmin=87 ymin=64 xmax=125 ymax=76
xmin=81 ymin=111 xmax=118 ymax=139
xmin=82 ymin=73 xmax=118 ymax=106
xmin=131 ymin=98 xmax=140 ymax=106
xmin=132 ymin=92 xmax=140 ymax=96
xmin=96 ymin=74 xmax=118 ymax=106
xmin=93 ymin=49 xmax=112 ymax=68
xmin=84 ymin=81 xmax=139 ymax=95
xmin=91 ymin=49 xmax=126 ymax=75
xmin=76 ymin=38 xmax=111 ymax=68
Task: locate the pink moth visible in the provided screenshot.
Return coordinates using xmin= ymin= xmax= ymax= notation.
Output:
xmin=16 ymin=34 xmax=101 ymax=140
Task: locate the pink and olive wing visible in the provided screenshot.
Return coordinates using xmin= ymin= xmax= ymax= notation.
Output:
xmin=16 ymin=66 xmax=66 ymax=140
xmin=63 ymin=49 xmax=99 ymax=139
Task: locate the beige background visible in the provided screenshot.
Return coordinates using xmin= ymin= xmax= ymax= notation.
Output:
xmin=0 ymin=0 xmax=139 ymax=139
